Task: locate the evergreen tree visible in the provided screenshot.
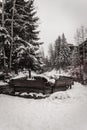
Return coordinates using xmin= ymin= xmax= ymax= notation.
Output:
xmin=2 ymin=0 xmax=40 ymax=44
xmin=71 ymin=46 xmax=81 ymax=67
xmin=54 ymin=34 xmax=71 ymax=70
xmin=48 ymin=43 xmax=55 ymax=68
xmin=54 ymin=36 xmax=61 ymax=69
xmin=60 ymin=33 xmax=71 ymax=68
xmin=0 ymin=27 xmax=11 ymax=70
xmin=0 ymin=0 xmax=43 ymax=75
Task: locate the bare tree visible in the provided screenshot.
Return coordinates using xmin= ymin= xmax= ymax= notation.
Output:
xmin=74 ymin=26 xmax=87 ymax=80
xmin=75 ymin=26 xmax=87 ymax=45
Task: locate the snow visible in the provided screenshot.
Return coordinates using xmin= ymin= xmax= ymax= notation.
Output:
xmin=0 ymin=81 xmax=8 ymax=86
xmin=49 ymin=91 xmax=70 ymax=100
xmin=12 ymin=71 xmax=55 ymax=84
xmin=0 ymin=82 xmax=87 ymax=130
xmin=10 ymin=69 xmax=72 ymax=85
xmin=19 ymin=92 xmax=46 ymax=98
xmin=44 ymin=69 xmax=71 ymax=79
xmin=11 ymin=72 xmax=28 ymax=79
xmin=14 ymin=35 xmax=33 ymax=48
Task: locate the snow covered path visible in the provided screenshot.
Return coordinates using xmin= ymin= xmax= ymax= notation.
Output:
xmin=0 ymin=83 xmax=87 ymax=130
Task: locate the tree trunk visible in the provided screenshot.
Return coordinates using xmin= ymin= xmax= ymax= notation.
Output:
xmin=2 ymin=0 xmax=6 ymax=69
xmin=2 ymin=0 xmax=5 ymax=27
xmin=9 ymin=0 xmax=16 ymax=71
xmin=3 ymin=45 xmax=6 ymax=68
xmin=59 ymin=67 xmax=61 ymax=74
xmin=14 ymin=63 xmax=18 ymax=74
xmin=29 ymin=69 xmax=31 ymax=78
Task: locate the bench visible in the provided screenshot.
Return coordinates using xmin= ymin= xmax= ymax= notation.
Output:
xmin=0 ymin=83 xmax=9 ymax=94
xmin=9 ymin=79 xmax=52 ymax=94
xmin=59 ymin=76 xmax=74 ymax=86
xmin=54 ymin=77 xmax=74 ymax=91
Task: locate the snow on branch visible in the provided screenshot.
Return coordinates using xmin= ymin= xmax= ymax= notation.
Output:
xmin=14 ymin=35 xmax=33 ymax=48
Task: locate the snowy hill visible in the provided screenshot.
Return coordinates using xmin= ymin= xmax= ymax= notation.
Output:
xmin=0 ymin=82 xmax=87 ymax=130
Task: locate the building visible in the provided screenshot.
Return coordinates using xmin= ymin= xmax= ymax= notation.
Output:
xmin=68 ymin=43 xmax=75 ymax=52
xmin=79 ymin=40 xmax=87 ymax=84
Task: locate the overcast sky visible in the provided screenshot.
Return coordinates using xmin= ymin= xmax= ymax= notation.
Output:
xmin=35 ymin=0 xmax=87 ymax=54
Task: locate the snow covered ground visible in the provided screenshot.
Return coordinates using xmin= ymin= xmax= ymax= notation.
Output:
xmin=44 ymin=68 xmax=71 ymax=78
xmin=0 ymin=82 xmax=87 ymax=130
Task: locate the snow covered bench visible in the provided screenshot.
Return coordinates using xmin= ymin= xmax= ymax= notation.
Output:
xmin=59 ymin=76 xmax=74 ymax=86
xmin=54 ymin=77 xmax=74 ymax=91
xmin=9 ymin=79 xmax=53 ymax=94
xmin=0 ymin=82 xmax=9 ymax=94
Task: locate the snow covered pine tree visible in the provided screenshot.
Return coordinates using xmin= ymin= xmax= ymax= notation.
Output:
xmin=0 ymin=0 xmax=43 ymax=76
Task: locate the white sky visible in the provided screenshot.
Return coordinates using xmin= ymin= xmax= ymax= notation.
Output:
xmin=35 ymin=0 xmax=87 ymax=54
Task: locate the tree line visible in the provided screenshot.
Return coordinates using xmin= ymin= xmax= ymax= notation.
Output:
xmin=43 ymin=26 xmax=87 ymax=72
xmin=45 ymin=33 xmax=72 ymax=71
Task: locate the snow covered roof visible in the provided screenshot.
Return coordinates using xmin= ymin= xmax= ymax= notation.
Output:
xmin=79 ymin=39 xmax=87 ymax=48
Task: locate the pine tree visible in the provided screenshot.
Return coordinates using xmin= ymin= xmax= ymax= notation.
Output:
xmin=60 ymin=33 xmax=71 ymax=68
xmin=2 ymin=0 xmax=40 ymax=44
xmin=71 ymin=46 xmax=80 ymax=67
xmin=0 ymin=0 xmax=43 ymax=75
xmin=54 ymin=34 xmax=71 ymax=70
xmin=48 ymin=43 xmax=55 ymax=67
xmin=0 ymin=27 xmax=11 ymax=70
xmin=54 ymin=36 xmax=61 ymax=69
